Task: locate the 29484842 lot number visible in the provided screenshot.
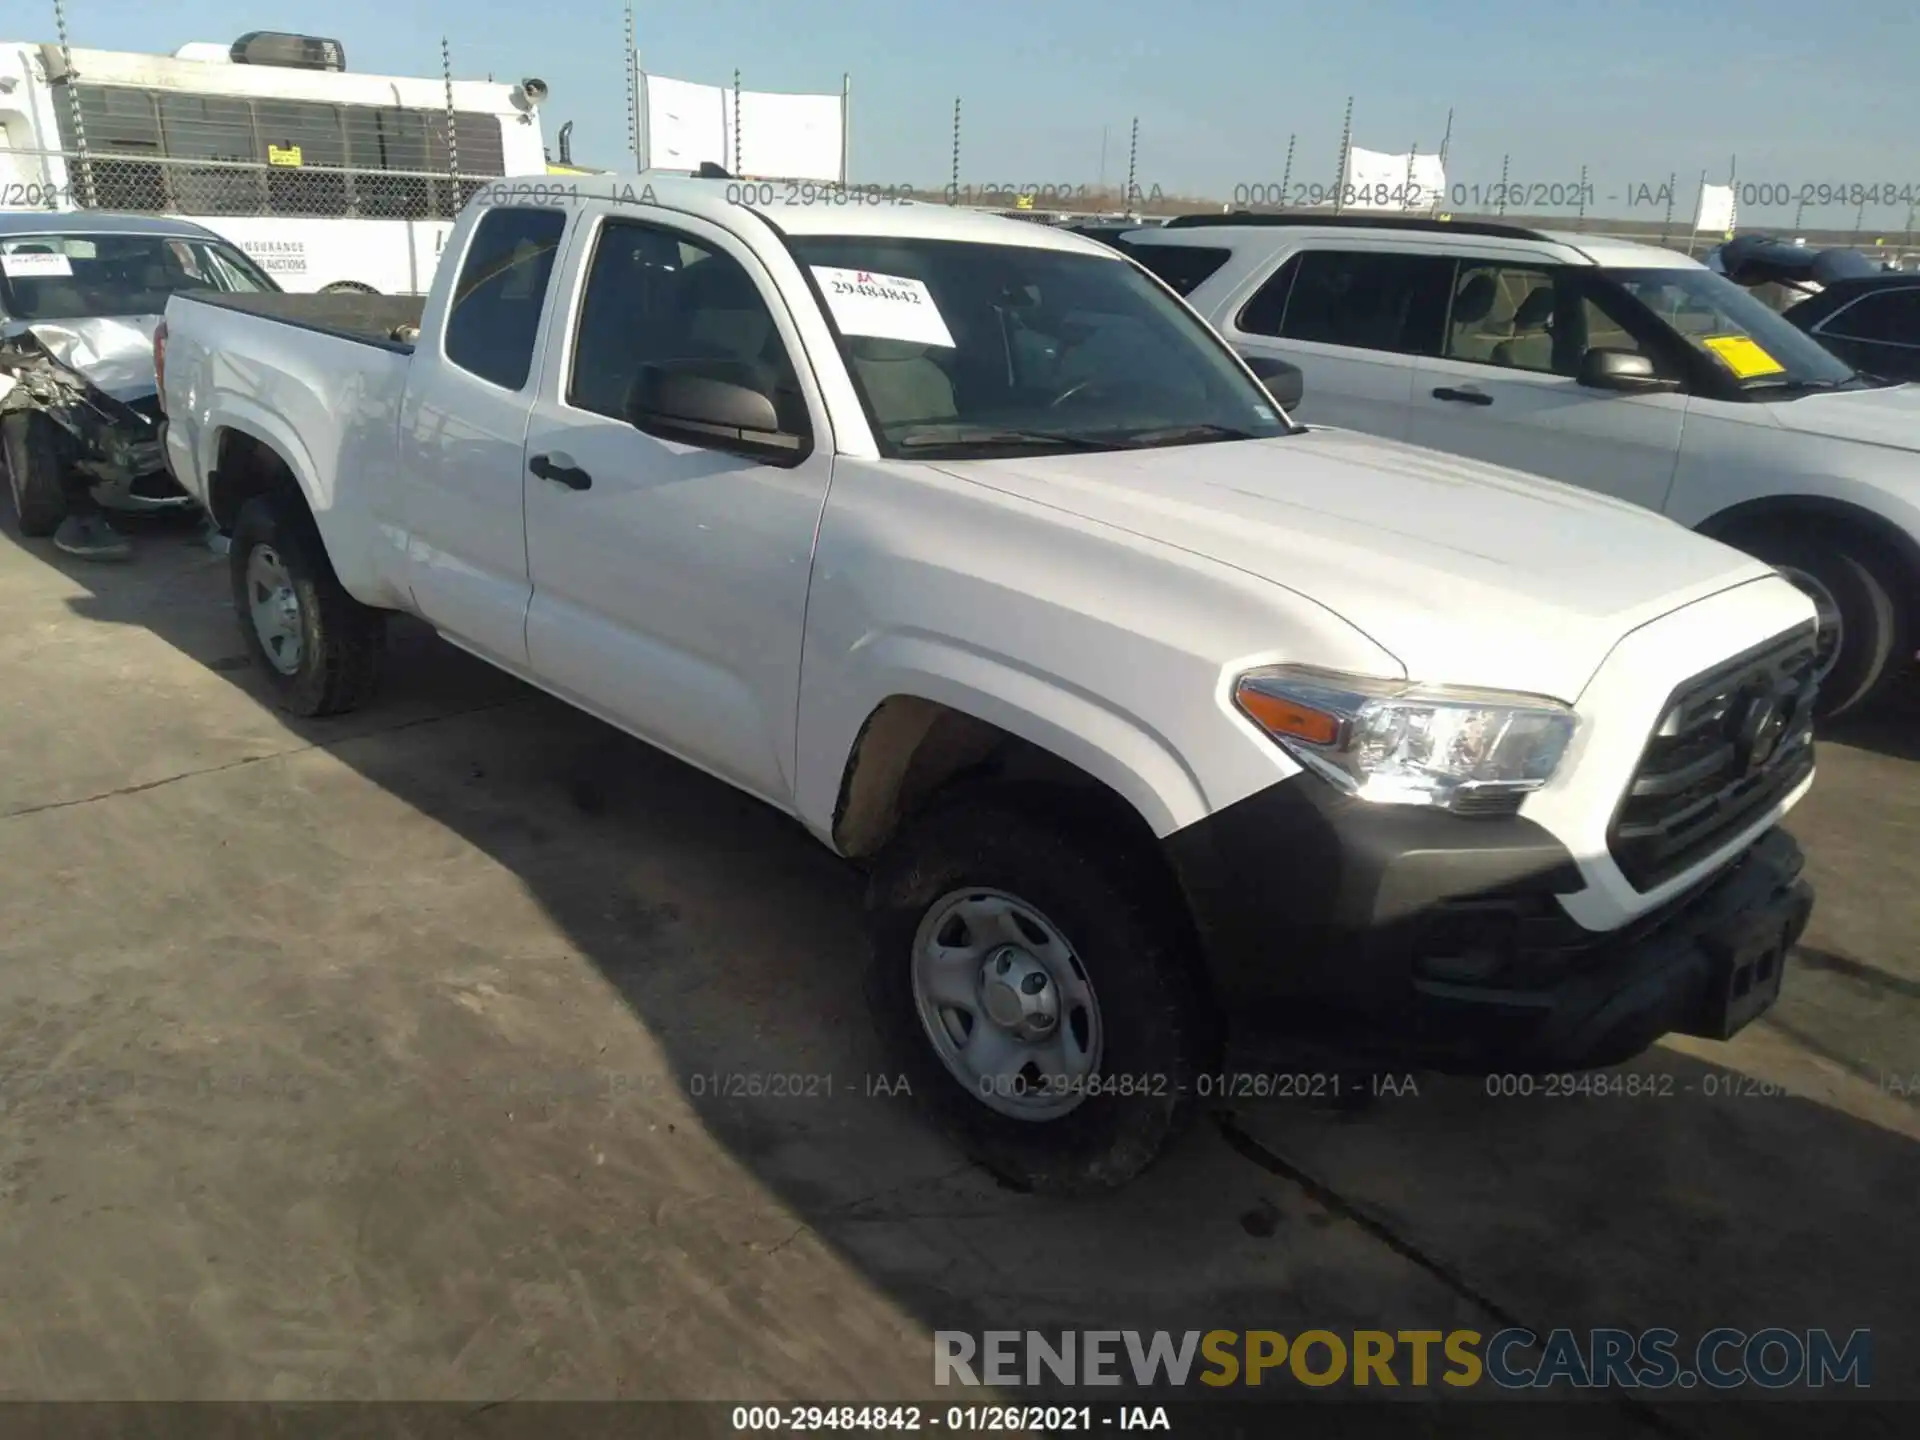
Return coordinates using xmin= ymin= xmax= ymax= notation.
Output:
xmin=1739 ymin=181 xmax=1920 ymax=207
xmin=826 ymin=278 xmax=925 ymax=305
xmin=731 ymin=1406 xmax=1100 ymax=1431
xmin=1485 ymin=1072 xmax=1677 ymax=1098
xmin=733 ymin=1407 xmax=927 ymax=1430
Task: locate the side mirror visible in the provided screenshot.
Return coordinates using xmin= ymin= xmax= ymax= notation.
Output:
xmin=1242 ymin=353 xmax=1305 ymax=408
xmin=1577 ymin=347 xmax=1680 ymax=394
xmin=625 ymin=364 xmax=809 ymax=462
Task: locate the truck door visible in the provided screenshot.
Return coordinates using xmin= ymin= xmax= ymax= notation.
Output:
xmin=397 ymin=206 xmax=568 ymax=669
xmin=520 ymin=211 xmax=834 ymax=809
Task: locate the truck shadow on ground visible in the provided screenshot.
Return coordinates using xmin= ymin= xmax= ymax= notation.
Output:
xmin=16 ymin=519 xmax=1919 ymax=1429
xmin=1821 ymin=672 xmax=1920 ymax=764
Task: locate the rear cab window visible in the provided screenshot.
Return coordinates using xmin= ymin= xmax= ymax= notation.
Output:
xmin=443 ymin=206 xmax=568 ymax=391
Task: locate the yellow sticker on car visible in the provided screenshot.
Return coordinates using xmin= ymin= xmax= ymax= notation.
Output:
xmin=1700 ymin=334 xmax=1785 ymax=379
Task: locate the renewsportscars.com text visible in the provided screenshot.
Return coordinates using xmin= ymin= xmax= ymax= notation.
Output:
xmin=934 ymin=1328 xmax=1872 ymax=1390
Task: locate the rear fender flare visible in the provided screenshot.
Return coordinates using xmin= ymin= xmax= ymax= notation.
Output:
xmin=201 ymin=400 xmax=400 ymax=606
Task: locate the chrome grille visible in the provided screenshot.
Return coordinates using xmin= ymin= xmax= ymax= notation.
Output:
xmin=1607 ymin=623 xmax=1819 ymax=892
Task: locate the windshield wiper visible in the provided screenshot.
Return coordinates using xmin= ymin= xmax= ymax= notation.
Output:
xmin=1104 ymin=422 xmax=1264 ymax=447
xmin=895 ymin=426 xmax=1112 ymax=452
xmin=1743 ymin=376 xmax=1849 ymax=394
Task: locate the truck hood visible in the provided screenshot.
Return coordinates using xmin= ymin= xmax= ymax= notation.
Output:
xmin=4 ymin=317 xmax=161 ymax=403
xmin=930 ymin=428 xmax=1773 ymax=702
xmin=1763 ymin=381 xmax=1920 ymax=450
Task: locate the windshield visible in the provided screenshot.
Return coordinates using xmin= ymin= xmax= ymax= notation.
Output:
xmin=1606 ymin=265 xmax=1859 ymax=390
xmin=785 ymin=235 xmax=1291 ymax=458
xmin=0 ymin=232 xmax=276 ymax=322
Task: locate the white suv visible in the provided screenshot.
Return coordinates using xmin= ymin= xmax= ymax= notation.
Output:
xmin=1125 ymin=215 xmax=1920 ymax=719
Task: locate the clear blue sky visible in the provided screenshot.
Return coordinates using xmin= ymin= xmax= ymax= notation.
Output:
xmin=34 ymin=0 xmax=1920 ymax=222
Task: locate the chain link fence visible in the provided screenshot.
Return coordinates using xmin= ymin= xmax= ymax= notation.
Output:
xmin=10 ymin=147 xmax=499 ymax=221
xmin=12 ymin=147 xmax=1915 ymax=273
xmin=938 ymin=197 xmax=1919 ymax=266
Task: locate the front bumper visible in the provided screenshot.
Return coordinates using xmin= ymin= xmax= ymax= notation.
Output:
xmin=80 ymin=420 xmax=191 ymax=512
xmin=86 ymin=459 xmax=193 ymax=512
xmin=1162 ymin=777 xmax=1812 ymax=1072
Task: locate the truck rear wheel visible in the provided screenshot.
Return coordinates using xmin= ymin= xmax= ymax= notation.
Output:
xmin=229 ymin=495 xmax=386 ymax=716
xmin=1729 ymin=523 xmax=1906 ymax=721
xmin=2 ymin=411 xmax=71 ymax=538
xmin=864 ymin=791 xmax=1215 ymax=1195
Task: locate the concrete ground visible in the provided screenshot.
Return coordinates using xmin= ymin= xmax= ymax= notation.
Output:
xmin=0 ymin=513 xmax=1913 ymax=1433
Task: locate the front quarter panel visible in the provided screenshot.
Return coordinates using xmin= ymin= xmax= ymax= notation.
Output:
xmin=792 ymin=456 xmax=1404 ymax=848
xmin=1668 ymin=404 xmax=1920 ymax=552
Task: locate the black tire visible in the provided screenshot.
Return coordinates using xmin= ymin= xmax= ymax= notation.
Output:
xmin=864 ymin=790 xmax=1217 ymax=1196
xmin=319 ymin=281 xmax=378 ymax=294
xmin=229 ymin=494 xmax=386 ymax=717
xmin=1 ymin=411 xmax=71 ymax=538
xmin=1728 ymin=524 xmax=1907 ymax=720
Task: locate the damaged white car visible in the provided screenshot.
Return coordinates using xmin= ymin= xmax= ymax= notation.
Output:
xmin=1 ymin=212 xmax=278 ymax=553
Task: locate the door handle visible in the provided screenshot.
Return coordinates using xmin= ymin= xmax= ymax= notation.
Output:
xmin=530 ymin=452 xmax=592 ymax=490
xmin=1431 ymin=386 xmax=1493 ymax=406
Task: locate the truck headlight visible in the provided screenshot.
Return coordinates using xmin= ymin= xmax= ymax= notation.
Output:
xmin=1233 ymin=666 xmax=1576 ymax=811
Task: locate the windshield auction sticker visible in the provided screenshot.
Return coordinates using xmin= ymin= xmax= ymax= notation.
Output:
xmin=1700 ymin=334 xmax=1786 ymax=379
xmin=1 ymin=252 xmax=74 ymax=278
xmin=810 ymin=267 xmax=956 ymax=347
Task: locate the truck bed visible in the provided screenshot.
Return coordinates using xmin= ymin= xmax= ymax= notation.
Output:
xmin=162 ymin=284 xmax=418 ymax=606
xmin=178 ymin=291 xmax=425 ymax=351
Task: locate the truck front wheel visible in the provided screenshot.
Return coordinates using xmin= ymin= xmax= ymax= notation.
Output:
xmin=229 ymin=495 xmax=385 ymax=716
xmin=864 ymin=792 xmax=1216 ymax=1195
xmin=2 ymin=411 xmax=71 ymax=538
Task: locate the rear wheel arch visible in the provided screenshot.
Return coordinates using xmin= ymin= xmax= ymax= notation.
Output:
xmin=202 ymin=413 xmax=402 ymax=611
xmin=206 ymin=426 xmax=318 ymax=534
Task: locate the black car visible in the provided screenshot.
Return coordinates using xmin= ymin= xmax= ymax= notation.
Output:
xmin=1782 ymin=276 xmax=1920 ymax=382
xmin=1710 ymin=236 xmax=1920 ymax=381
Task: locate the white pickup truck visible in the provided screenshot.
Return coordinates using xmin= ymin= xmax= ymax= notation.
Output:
xmin=157 ymin=175 xmax=1819 ymax=1193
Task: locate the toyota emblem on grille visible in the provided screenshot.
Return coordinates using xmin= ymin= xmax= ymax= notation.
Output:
xmin=1733 ymin=691 xmax=1789 ymax=773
